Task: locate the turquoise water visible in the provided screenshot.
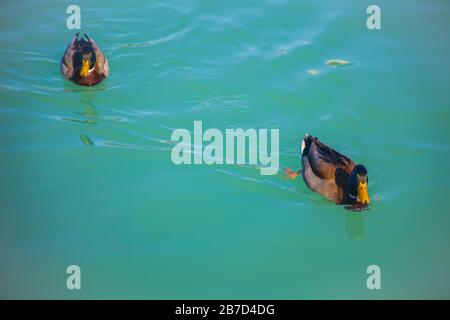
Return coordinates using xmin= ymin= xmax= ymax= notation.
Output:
xmin=1 ymin=0 xmax=449 ymax=299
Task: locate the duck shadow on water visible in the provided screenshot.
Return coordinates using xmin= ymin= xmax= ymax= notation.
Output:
xmin=77 ymin=92 xmax=97 ymax=146
xmin=293 ymin=183 xmax=367 ymax=240
xmin=61 ymin=84 xmax=99 ymax=146
xmin=345 ymin=212 xmax=365 ymax=240
xmin=61 ymin=82 xmax=100 ymax=123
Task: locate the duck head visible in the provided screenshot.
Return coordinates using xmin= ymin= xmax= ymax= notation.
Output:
xmin=80 ymin=47 xmax=95 ymax=77
xmin=349 ymin=165 xmax=370 ymax=206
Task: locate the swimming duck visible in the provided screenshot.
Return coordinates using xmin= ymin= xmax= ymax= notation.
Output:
xmin=285 ymin=134 xmax=370 ymax=208
xmin=60 ymin=33 xmax=109 ymax=86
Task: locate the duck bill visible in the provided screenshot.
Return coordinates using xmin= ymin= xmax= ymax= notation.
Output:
xmin=357 ymin=181 xmax=370 ymax=205
xmin=80 ymin=59 xmax=90 ymax=77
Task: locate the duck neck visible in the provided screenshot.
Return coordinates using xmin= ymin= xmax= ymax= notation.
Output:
xmin=347 ymin=176 xmax=358 ymax=204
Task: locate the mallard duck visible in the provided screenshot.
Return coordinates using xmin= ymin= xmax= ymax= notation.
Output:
xmin=285 ymin=134 xmax=370 ymax=208
xmin=60 ymin=33 xmax=109 ymax=86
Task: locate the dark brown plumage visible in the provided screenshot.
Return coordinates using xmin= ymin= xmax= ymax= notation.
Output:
xmin=60 ymin=33 xmax=109 ymax=86
xmin=286 ymin=134 xmax=370 ymax=207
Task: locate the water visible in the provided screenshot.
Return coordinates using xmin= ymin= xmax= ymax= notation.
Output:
xmin=0 ymin=0 xmax=449 ymax=299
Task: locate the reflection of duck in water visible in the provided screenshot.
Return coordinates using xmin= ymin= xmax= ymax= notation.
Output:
xmin=286 ymin=134 xmax=370 ymax=210
xmin=346 ymin=213 xmax=365 ymax=240
xmin=61 ymin=92 xmax=98 ymax=125
xmin=61 ymin=33 xmax=109 ymax=86
xmin=78 ymin=93 xmax=97 ymax=146
xmin=78 ymin=94 xmax=98 ymax=118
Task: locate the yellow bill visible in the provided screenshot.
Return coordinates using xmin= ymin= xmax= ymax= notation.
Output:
xmin=80 ymin=59 xmax=90 ymax=77
xmin=357 ymin=180 xmax=370 ymax=205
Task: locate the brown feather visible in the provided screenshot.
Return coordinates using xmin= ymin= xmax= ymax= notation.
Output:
xmin=301 ymin=135 xmax=356 ymax=204
xmin=60 ymin=34 xmax=109 ymax=86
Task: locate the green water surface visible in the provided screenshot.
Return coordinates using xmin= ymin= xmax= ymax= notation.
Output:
xmin=0 ymin=0 xmax=449 ymax=299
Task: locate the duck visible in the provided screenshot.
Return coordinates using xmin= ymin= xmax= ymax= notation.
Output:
xmin=285 ymin=134 xmax=370 ymax=208
xmin=60 ymin=33 xmax=109 ymax=86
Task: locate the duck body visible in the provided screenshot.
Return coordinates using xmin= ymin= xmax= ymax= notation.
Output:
xmin=287 ymin=134 xmax=370 ymax=206
xmin=60 ymin=33 xmax=109 ymax=86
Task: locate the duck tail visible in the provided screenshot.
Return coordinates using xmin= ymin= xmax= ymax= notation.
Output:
xmin=286 ymin=134 xmax=312 ymax=180
xmin=301 ymin=133 xmax=312 ymax=156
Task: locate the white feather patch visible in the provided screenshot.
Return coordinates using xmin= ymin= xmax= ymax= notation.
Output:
xmin=301 ymin=133 xmax=310 ymax=154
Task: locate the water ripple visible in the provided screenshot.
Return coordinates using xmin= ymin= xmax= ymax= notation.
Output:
xmin=118 ymin=28 xmax=192 ymax=48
